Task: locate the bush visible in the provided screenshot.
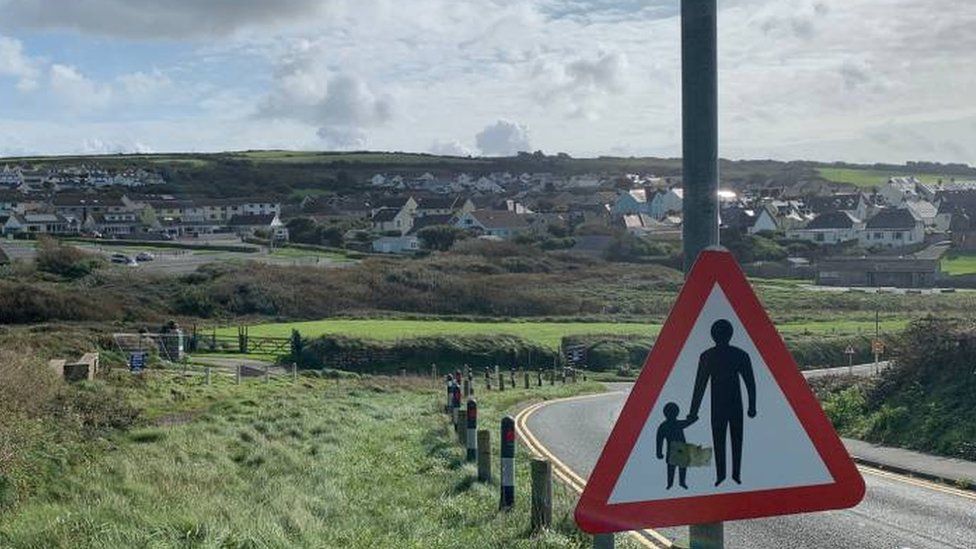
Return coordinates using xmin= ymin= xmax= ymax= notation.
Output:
xmin=34 ymin=238 xmax=104 ymax=279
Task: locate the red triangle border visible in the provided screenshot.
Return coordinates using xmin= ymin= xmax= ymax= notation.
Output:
xmin=575 ymin=250 xmax=866 ymax=533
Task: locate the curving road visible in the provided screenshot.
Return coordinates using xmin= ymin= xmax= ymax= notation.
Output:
xmin=523 ymin=384 xmax=976 ymax=549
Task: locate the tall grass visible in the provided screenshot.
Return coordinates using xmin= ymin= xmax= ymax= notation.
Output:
xmin=0 ymin=371 xmax=628 ymax=547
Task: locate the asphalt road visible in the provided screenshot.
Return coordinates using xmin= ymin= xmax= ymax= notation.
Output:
xmin=525 ymin=384 xmax=976 ymax=549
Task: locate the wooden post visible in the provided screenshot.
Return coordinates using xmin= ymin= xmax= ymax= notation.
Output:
xmin=457 ymin=408 xmax=468 ymax=445
xmin=690 ymin=523 xmax=723 ymax=549
xmin=530 ymin=458 xmax=552 ymax=531
xmin=463 ymin=378 xmax=470 ymax=398
xmin=537 ymin=370 xmax=542 ymax=387
xmin=264 ymin=365 xmax=270 ymax=383
xmin=523 ymin=370 xmax=530 ymax=389
xmin=205 ymin=367 xmax=212 ymax=386
xmin=292 ymin=362 xmax=297 ymax=382
xmin=235 ymin=364 xmax=241 ymax=385
xmin=432 ymin=362 xmax=437 ymax=381
xmin=477 ymin=429 xmax=491 ymax=482
xmin=498 ymin=371 xmax=505 ymax=391
xmin=593 ymin=534 xmax=615 ymax=548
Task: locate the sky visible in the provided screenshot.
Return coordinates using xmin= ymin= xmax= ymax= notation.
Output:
xmin=0 ymin=0 xmax=974 ymax=164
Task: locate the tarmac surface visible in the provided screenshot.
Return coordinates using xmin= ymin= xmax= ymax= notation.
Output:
xmin=524 ymin=379 xmax=976 ymax=548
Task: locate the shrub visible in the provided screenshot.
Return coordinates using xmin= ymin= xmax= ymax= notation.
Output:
xmin=34 ymin=237 xmax=104 ymax=279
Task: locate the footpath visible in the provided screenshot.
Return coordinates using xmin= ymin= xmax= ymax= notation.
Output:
xmin=843 ymin=437 xmax=976 ymax=488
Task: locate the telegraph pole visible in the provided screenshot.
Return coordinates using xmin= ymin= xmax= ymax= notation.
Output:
xmin=682 ymin=1 xmax=723 ymax=548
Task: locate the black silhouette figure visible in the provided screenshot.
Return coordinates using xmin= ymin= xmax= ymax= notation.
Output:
xmin=688 ymin=319 xmax=757 ymax=486
xmin=656 ymin=402 xmax=697 ymax=489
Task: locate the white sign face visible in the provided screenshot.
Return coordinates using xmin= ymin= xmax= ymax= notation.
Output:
xmin=608 ymin=284 xmax=834 ymax=504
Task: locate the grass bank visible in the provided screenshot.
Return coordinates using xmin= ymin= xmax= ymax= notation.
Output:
xmin=216 ymin=317 xmax=909 ymax=350
xmin=0 ymin=368 xmax=624 ymax=547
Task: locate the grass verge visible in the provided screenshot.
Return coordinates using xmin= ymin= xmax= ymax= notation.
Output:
xmin=0 ymin=370 xmax=630 ymax=547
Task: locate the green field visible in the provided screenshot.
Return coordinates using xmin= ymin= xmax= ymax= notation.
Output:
xmin=217 ymin=318 xmax=909 ymax=349
xmin=817 ymin=167 xmax=943 ymax=188
xmin=941 ymin=253 xmax=976 ymax=276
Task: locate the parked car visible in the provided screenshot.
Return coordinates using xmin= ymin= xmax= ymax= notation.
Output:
xmin=136 ymin=252 xmax=155 ymax=262
xmin=110 ymin=253 xmax=133 ymax=264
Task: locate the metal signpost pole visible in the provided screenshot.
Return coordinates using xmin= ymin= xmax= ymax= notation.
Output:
xmin=682 ymin=1 xmax=722 ymax=548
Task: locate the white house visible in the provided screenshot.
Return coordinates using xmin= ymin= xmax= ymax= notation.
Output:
xmin=227 ymin=213 xmax=289 ymax=241
xmin=786 ymin=211 xmax=860 ymax=244
xmin=3 ymin=213 xmax=76 ymax=235
xmin=455 ymin=209 xmax=530 ymax=239
xmin=748 ymin=206 xmax=780 ymax=234
xmin=858 ymin=208 xmax=924 ymax=248
xmin=372 ymin=235 xmax=419 ymax=254
xmin=879 ymin=177 xmax=920 ymax=206
xmin=0 ymin=166 xmax=23 ymax=188
xmin=371 ymin=207 xmax=414 ymax=235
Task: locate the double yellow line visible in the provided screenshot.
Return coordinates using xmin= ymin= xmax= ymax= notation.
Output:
xmin=514 ymin=392 xmax=673 ymax=549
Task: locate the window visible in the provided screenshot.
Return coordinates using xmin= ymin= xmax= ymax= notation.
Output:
xmin=815 ymin=233 xmax=825 ymax=242
xmin=874 ymin=232 xmax=882 ymax=239
xmin=895 ymin=232 xmax=903 ymax=240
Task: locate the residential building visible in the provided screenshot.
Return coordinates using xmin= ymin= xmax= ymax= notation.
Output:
xmin=3 ymin=213 xmax=76 ymax=235
xmin=227 ymin=213 xmax=289 ymax=241
xmin=455 ymin=209 xmax=530 ymax=239
xmin=84 ymin=211 xmax=142 ymax=236
xmin=371 ymin=207 xmax=414 ymax=235
xmin=786 ymin=211 xmax=860 ymax=244
xmin=805 ymin=193 xmax=870 ymax=220
xmin=610 ymin=188 xmax=657 ymax=218
xmin=372 ymin=235 xmax=420 ymax=254
xmin=879 ymin=177 xmax=920 ymax=206
xmin=650 ymin=188 xmax=683 ymax=219
xmin=859 ymin=208 xmax=924 ymax=248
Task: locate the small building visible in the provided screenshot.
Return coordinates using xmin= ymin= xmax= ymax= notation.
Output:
xmin=372 ymin=235 xmax=420 ymax=254
xmin=816 ymin=255 xmax=942 ymax=288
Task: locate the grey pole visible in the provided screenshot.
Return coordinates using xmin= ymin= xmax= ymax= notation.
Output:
xmin=683 ymin=1 xmax=723 ymax=547
xmin=682 ymin=0 xmax=720 ymax=272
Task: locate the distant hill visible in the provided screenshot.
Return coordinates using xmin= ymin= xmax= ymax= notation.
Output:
xmin=2 ymin=150 xmax=973 ymax=199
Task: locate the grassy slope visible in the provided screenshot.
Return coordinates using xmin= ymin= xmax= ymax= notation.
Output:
xmin=216 ymin=318 xmax=909 ymax=350
xmin=816 ymin=167 xmax=943 ymax=187
xmin=0 ymin=371 xmax=626 ymax=548
xmin=940 ymin=253 xmax=976 ymax=276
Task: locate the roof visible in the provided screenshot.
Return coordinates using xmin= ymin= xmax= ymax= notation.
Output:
xmin=415 ymin=195 xmax=464 ymax=210
xmin=865 ymin=208 xmax=919 ymax=230
xmin=371 ymin=208 xmax=400 ymax=223
xmin=805 ymin=194 xmax=862 ymax=214
xmin=905 ymin=200 xmax=937 ymax=220
xmin=408 ymin=214 xmax=455 ymax=235
xmin=804 ymin=210 xmax=857 ymax=230
xmin=466 ymin=209 xmax=530 ymax=230
xmin=373 ymin=196 xmax=412 ymax=209
xmin=52 ymin=194 xmax=125 ymax=207
xmin=227 ymin=214 xmax=277 ymax=226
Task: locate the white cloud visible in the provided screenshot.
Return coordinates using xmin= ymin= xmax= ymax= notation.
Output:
xmin=0 ymin=33 xmax=40 ymax=91
xmin=80 ymin=137 xmax=153 ymax=155
xmin=48 ymin=64 xmax=112 ymax=110
xmin=531 ymin=49 xmax=629 ymax=119
xmin=429 ymin=139 xmax=473 ymax=157
xmin=116 ymin=69 xmax=173 ymax=101
xmin=476 ymin=120 xmax=531 ymax=156
xmin=256 ymin=44 xmax=393 ymax=146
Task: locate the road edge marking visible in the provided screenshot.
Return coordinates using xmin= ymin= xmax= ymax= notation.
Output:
xmin=514 ymin=391 xmax=673 ymax=549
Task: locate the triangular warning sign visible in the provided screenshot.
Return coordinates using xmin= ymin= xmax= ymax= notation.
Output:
xmin=575 ymin=250 xmax=865 ymax=533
